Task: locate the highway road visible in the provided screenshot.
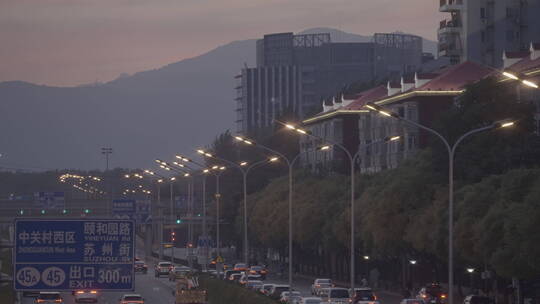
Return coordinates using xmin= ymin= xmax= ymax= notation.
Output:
xmin=21 ymin=270 xmax=177 ymax=304
xmin=19 ymin=245 xmax=403 ymax=304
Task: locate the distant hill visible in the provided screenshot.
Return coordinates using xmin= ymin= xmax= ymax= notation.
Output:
xmin=0 ymin=28 xmax=437 ymax=170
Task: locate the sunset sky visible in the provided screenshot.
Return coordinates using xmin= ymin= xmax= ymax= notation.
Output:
xmin=0 ymin=0 xmax=444 ymax=86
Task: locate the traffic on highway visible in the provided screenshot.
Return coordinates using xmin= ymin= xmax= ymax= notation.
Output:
xmin=2 ymin=0 xmax=540 ymax=304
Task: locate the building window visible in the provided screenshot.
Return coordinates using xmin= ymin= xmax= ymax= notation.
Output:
xmin=480 ymin=7 xmax=486 ymax=19
xmin=408 ymin=134 xmax=417 ymax=150
xmin=397 ymin=107 xmax=405 ymax=117
xmin=506 ymin=30 xmax=514 ymax=42
xmin=407 ymin=106 xmax=417 ymax=121
xmin=506 ymin=7 xmax=513 ymax=18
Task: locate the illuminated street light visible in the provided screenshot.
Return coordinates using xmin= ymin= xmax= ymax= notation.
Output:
xmin=522 ymin=79 xmax=539 ymax=89
xmin=281 ymin=120 xmax=400 ymax=290
xmin=502 ymin=71 xmax=519 ymax=80
xmin=197 ymin=150 xmax=280 ymax=264
xmin=234 ymin=135 xmax=330 ymax=293
xmin=364 ymin=101 xmax=514 ymax=304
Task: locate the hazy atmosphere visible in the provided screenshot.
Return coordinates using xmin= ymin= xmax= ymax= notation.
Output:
xmin=1 ymin=0 xmax=442 ymax=86
xmin=1 ymin=0 xmax=540 ymax=303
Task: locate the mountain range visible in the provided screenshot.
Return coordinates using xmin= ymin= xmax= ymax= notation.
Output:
xmin=0 ymin=28 xmax=437 ymax=170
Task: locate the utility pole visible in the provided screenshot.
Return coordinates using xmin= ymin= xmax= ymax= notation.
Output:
xmin=101 ymin=147 xmax=113 ymax=217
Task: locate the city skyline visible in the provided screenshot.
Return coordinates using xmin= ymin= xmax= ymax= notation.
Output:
xmin=0 ymin=0 xmax=443 ymax=86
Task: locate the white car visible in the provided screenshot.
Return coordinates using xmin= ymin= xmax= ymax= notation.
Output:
xmin=320 ymin=288 xmax=349 ymax=304
xmin=280 ymin=291 xmax=302 ymax=303
xmin=300 ymin=297 xmax=323 ymax=304
xmin=311 ymin=278 xmax=333 ymax=295
xmin=119 ymin=294 xmax=144 ymax=304
xmin=74 ymin=290 xmax=98 ymax=303
xmin=260 ymin=283 xmax=275 ymax=295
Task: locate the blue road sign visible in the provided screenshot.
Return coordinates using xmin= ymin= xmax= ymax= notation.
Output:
xmin=135 ymin=200 xmax=150 ymax=223
xmin=112 ymin=199 xmax=136 ymax=219
xmin=14 ymin=219 xmax=134 ymax=291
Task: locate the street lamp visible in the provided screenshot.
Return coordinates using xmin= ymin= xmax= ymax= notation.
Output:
xmin=281 ymin=121 xmax=400 ymax=289
xmin=235 ymin=135 xmax=330 ymax=293
xmin=197 ymin=148 xmax=280 ymax=264
xmin=502 ymin=71 xmax=539 ymax=89
xmin=467 ymin=268 xmax=475 ymax=293
xmin=176 ymin=154 xmax=226 ymax=262
xmin=364 ymin=102 xmax=514 ymax=304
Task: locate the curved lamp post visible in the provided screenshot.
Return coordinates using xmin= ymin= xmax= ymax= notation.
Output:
xmin=364 ymin=102 xmax=514 ymax=304
xmin=196 ymin=149 xmax=279 ymax=265
xmin=281 ymin=121 xmax=400 ymax=289
xmin=234 ymin=135 xmax=330 ymax=293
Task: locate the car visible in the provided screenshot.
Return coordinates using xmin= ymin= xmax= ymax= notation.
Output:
xmin=134 ymin=261 xmax=148 ymax=274
xmin=35 ymin=292 xmax=63 ymax=304
xmin=417 ymin=283 xmax=447 ymax=304
xmin=249 ymin=265 xmax=268 ymax=278
xmin=233 ymin=263 xmax=248 ymax=271
xmin=311 ymin=278 xmax=333 ymax=295
xmin=319 ymin=287 xmax=349 ymax=304
xmin=245 ymin=280 xmax=264 ymax=290
xmin=299 ymin=297 xmax=323 ymax=304
xmin=229 ymin=273 xmax=242 ymax=282
xmin=74 ymin=290 xmax=98 ymax=303
xmin=223 ymin=269 xmax=242 ymax=280
xmin=154 ymin=261 xmax=173 ymax=277
xmin=350 ymin=288 xmax=378 ymax=304
xmin=270 ymin=285 xmax=292 ymax=299
xmin=239 ymin=273 xmax=262 ymax=285
xmin=400 ymin=299 xmax=425 ymax=304
xmin=168 ymin=265 xmax=192 ymax=281
xmin=279 ymin=291 xmax=302 ymax=303
xmin=260 ymin=283 xmax=275 ymax=295
xmin=463 ymin=295 xmax=495 ymax=304
xmin=119 ymin=294 xmax=144 ymax=304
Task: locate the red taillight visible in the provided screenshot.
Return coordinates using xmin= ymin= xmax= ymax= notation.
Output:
xmin=441 ymin=294 xmax=447 ymax=299
xmin=422 ymin=295 xmax=427 ymax=299
xmin=37 ymin=300 xmax=44 ymax=303
xmin=54 ymin=300 xmax=62 ymax=303
xmin=374 ymin=295 xmax=378 ymax=300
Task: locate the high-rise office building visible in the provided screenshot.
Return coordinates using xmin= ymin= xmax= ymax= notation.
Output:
xmin=236 ymin=32 xmax=424 ymax=135
xmin=438 ymin=0 xmax=540 ymax=67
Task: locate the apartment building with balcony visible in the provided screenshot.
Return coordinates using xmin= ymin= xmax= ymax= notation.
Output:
xmin=300 ymin=61 xmax=495 ymax=172
xmin=438 ymin=0 xmax=540 ymax=67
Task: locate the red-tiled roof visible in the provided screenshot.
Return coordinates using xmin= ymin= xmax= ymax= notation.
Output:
xmin=416 ymin=61 xmax=494 ymax=91
xmin=343 ymin=93 xmax=361 ymax=100
xmin=345 ymin=85 xmax=388 ymax=110
xmin=416 ymin=73 xmax=439 ymax=79
xmin=505 ymin=51 xmax=530 ymax=59
xmin=507 ymin=56 xmax=540 ymax=73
